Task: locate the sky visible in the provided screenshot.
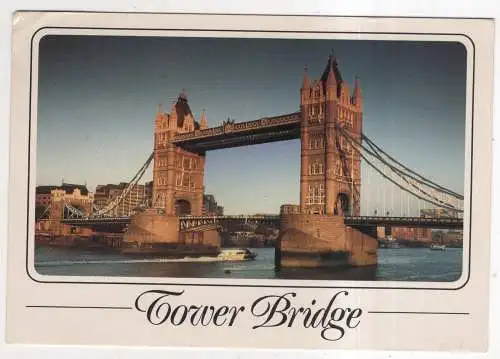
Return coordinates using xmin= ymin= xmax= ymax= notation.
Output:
xmin=36 ymin=35 xmax=467 ymax=215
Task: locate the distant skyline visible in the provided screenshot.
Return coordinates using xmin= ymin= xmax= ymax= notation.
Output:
xmin=36 ymin=35 xmax=467 ymax=215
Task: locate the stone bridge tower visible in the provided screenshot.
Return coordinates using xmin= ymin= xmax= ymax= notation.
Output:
xmin=46 ymin=185 xmax=93 ymax=236
xmin=276 ymin=55 xmax=375 ymax=271
xmin=152 ymin=91 xmax=207 ymax=216
xmin=123 ymin=92 xmax=219 ymax=251
xmin=299 ymin=55 xmax=362 ymax=217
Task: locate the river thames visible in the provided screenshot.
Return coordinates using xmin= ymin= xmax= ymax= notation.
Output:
xmin=34 ymin=246 xmax=463 ymax=282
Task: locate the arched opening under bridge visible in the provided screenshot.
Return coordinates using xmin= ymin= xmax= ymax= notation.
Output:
xmin=175 ymin=199 xmax=192 ymax=216
xmin=335 ymin=193 xmax=351 ymax=216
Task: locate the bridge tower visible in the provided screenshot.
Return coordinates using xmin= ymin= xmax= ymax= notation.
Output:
xmin=152 ymin=91 xmax=206 ymax=216
xmin=299 ymin=55 xmax=362 ymax=216
xmin=47 ymin=186 xmax=93 ymax=236
xmin=123 ymin=93 xmax=219 ymax=253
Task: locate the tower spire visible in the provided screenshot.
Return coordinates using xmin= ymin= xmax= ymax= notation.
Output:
xmin=200 ymin=108 xmax=208 ymax=130
xmin=302 ymin=64 xmax=310 ymax=89
xmin=157 ymin=103 xmax=164 ymax=115
xmin=353 ymin=75 xmax=362 ymax=109
xmin=327 ymin=60 xmax=336 ymax=86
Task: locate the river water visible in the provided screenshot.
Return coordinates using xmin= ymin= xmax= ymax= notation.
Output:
xmin=34 ymin=247 xmax=463 ymax=282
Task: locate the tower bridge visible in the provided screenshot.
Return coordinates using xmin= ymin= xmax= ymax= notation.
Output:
xmin=46 ymin=53 xmax=465 ymax=269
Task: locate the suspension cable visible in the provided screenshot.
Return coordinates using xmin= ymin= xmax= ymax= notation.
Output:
xmin=62 ymin=153 xmax=154 ymax=219
xmin=337 ymin=124 xmax=462 ymax=208
xmin=35 ymin=205 xmax=51 ymax=221
xmin=356 ymin=146 xmax=460 ymax=212
xmin=342 ymin=128 xmax=460 ymax=209
xmin=339 ymin=125 xmax=463 ymax=202
xmin=362 ymin=134 xmax=463 ymax=198
xmin=91 ymin=153 xmax=153 ymax=217
xmin=345 ymin=135 xmax=461 ymax=212
xmin=336 ymin=125 xmax=462 ymax=212
xmin=363 ymin=135 xmax=463 ymax=199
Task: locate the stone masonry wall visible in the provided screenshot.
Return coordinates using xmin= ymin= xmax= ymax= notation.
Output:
xmin=123 ymin=209 xmax=179 ymax=244
xmin=277 ymin=214 xmax=377 ymax=268
xmin=279 ymin=214 xmax=347 ymax=252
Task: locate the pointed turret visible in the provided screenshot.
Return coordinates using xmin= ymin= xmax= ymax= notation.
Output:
xmin=157 ymin=103 xmax=164 ymax=115
xmin=341 ymin=82 xmax=350 ymax=104
xmin=302 ymin=65 xmax=310 ymax=90
xmin=326 ymin=57 xmax=336 ymax=87
xmin=353 ymin=76 xmax=362 ymax=109
xmin=169 ymin=100 xmax=177 ymax=129
xmin=300 ymin=65 xmax=311 ymax=106
xmin=173 ymin=90 xmax=193 ymax=128
xmin=320 ymin=53 xmax=342 ymax=92
xmin=323 ymin=55 xmax=338 ymax=100
xmin=200 ymin=108 xmax=208 ymax=130
xmin=155 ymin=103 xmax=165 ymax=126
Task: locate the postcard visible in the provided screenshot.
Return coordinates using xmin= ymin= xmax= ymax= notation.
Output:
xmin=6 ymin=11 xmax=494 ymax=351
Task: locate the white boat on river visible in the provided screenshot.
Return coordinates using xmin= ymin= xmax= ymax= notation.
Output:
xmin=217 ymin=248 xmax=257 ymax=261
xmin=430 ymin=244 xmax=446 ymax=251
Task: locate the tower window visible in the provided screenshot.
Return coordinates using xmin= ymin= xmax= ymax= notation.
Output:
xmin=346 ymin=112 xmax=353 ymax=128
xmin=336 ymin=159 xmax=342 ymax=176
xmin=308 ymin=134 xmax=325 ymax=149
xmin=306 ymin=183 xmax=326 ymax=205
xmin=309 ymin=160 xmax=324 ymax=175
xmin=182 ymin=174 xmax=190 ymax=187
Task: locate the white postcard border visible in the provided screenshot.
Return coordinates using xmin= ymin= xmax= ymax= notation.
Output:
xmin=5 ymin=11 xmax=494 ymax=352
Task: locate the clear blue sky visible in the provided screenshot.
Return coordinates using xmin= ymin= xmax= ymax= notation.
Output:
xmin=36 ymin=35 xmax=467 ymax=215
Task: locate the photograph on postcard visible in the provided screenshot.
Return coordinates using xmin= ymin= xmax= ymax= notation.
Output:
xmin=31 ymin=34 xmax=468 ymax=283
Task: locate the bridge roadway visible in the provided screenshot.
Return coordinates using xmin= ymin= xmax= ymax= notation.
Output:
xmin=170 ymin=112 xmax=301 ymax=152
xmin=60 ymin=215 xmax=464 ymax=231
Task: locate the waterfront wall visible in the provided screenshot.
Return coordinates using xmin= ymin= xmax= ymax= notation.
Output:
xmin=35 ymin=219 xmax=93 ymax=237
xmin=124 ymin=209 xmax=221 ymax=250
xmin=123 ymin=209 xmax=179 ymax=244
xmin=181 ymin=226 xmax=221 ymax=248
xmin=276 ymin=214 xmax=377 ymax=268
xmin=344 ymin=225 xmax=378 ymax=266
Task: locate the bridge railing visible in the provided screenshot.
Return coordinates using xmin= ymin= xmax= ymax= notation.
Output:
xmin=170 ymin=112 xmax=301 ymax=142
xmin=60 ymin=214 xmax=463 ymax=232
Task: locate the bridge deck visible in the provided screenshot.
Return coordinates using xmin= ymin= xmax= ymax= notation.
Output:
xmin=170 ymin=112 xmax=301 ymax=152
xmin=61 ymin=215 xmax=463 ymax=230
xmin=344 ymin=216 xmax=463 ymax=229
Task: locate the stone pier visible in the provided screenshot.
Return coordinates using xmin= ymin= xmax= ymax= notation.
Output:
xmin=275 ymin=214 xmax=377 ymax=269
xmin=121 ymin=208 xmax=221 ymax=257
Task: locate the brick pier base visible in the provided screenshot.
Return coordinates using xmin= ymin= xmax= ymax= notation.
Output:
xmin=276 ymin=214 xmax=378 ymax=269
xmin=121 ymin=208 xmax=221 ymax=256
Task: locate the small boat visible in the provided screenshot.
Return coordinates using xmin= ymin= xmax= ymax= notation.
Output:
xmin=430 ymin=244 xmax=446 ymax=251
xmin=386 ymin=241 xmax=401 ymax=249
xmin=217 ymin=248 xmax=257 ymax=261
